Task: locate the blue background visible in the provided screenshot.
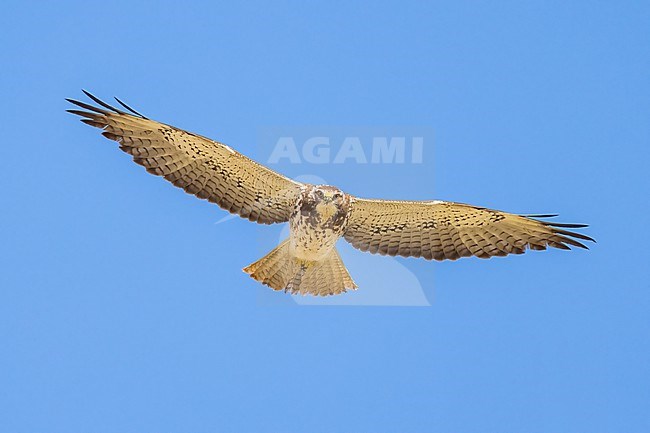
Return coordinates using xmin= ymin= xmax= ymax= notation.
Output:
xmin=2 ymin=1 xmax=649 ymax=432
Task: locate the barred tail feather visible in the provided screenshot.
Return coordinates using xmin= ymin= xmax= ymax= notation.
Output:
xmin=243 ymin=240 xmax=357 ymax=296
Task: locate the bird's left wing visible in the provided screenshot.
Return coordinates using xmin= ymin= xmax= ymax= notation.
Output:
xmin=67 ymin=91 xmax=302 ymax=224
xmin=343 ymin=197 xmax=594 ymax=260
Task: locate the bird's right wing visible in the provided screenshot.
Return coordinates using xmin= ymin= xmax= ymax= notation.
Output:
xmin=344 ymin=197 xmax=594 ymax=260
xmin=67 ymin=91 xmax=302 ymax=224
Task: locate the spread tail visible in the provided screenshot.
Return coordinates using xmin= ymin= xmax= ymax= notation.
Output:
xmin=243 ymin=239 xmax=357 ymax=296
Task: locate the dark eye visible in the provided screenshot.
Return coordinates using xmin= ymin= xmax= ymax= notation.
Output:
xmin=316 ymin=190 xmax=324 ymax=198
xmin=333 ymin=193 xmax=342 ymax=199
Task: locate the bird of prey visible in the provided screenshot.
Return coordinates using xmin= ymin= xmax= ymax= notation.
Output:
xmin=67 ymin=91 xmax=594 ymax=296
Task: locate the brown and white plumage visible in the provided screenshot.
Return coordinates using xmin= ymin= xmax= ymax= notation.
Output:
xmin=344 ymin=199 xmax=593 ymax=260
xmin=68 ymin=91 xmax=594 ymax=296
xmin=67 ymin=91 xmax=301 ymax=225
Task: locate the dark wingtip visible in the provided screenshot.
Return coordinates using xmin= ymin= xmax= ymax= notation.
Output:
xmin=542 ymin=221 xmax=589 ymax=229
xmin=66 ymin=108 xmax=89 ymax=116
xmin=524 ymin=213 xmax=559 ymax=218
xmin=66 ymin=98 xmax=108 ymax=114
xmin=81 ymin=90 xmax=125 ymax=114
xmin=576 ymin=242 xmax=589 ymax=250
xmin=573 ymin=240 xmax=589 ymax=250
xmin=68 ymin=90 xmax=148 ymax=121
xmin=114 ymin=96 xmax=148 ymax=119
xmin=524 ymin=212 xmax=595 ymax=246
xmin=555 ymin=229 xmax=596 ymax=243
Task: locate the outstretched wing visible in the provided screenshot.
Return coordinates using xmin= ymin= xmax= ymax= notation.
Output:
xmin=67 ymin=91 xmax=301 ymax=224
xmin=343 ymin=198 xmax=594 ymax=260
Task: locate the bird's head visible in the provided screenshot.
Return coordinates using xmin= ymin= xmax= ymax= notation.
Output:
xmin=301 ymin=185 xmax=350 ymax=228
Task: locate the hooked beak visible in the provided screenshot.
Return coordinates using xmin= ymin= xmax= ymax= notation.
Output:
xmin=316 ymin=201 xmax=337 ymax=221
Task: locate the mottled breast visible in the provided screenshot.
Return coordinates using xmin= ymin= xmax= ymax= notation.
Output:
xmin=289 ymin=184 xmax=351 ymax=260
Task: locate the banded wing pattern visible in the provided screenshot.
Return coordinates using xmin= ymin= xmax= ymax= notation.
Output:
xmin=344 ymin=198 xmax=594 ymax=260
xmin=67 ymin=91 xmax=301 ymax=224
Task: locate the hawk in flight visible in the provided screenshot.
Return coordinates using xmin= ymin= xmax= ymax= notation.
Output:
xmin=67 ymin=91 xmax=594 ymax=296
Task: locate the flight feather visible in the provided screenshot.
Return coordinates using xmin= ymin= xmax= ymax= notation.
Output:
xmin=67 ymin=91 xmax=301 ymax=224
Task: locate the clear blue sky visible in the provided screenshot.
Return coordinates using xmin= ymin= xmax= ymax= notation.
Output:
xmin=2 ymin=1 xmax=649 ymax=432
